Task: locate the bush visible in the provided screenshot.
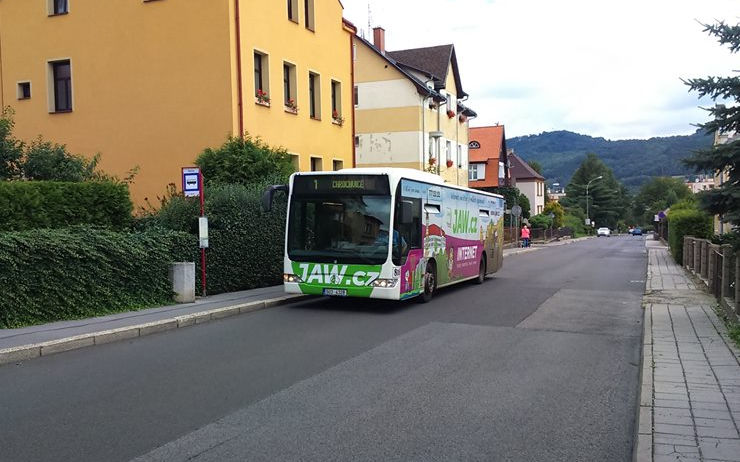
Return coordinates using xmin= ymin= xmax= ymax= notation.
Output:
xmin=529 ymin=213 xmax=552 ymax=229
xmin=143 ymin=180 xmax=288 ymax=294
xmin=667 ymin=208 xmax=713 ymax=264
xmin=196 ymin=135 xmax=295 ymax=186
xmin=0 ymin=181 xmax=133 ymax=231
xmin=0 ymin=226 xmax=194 ymax=328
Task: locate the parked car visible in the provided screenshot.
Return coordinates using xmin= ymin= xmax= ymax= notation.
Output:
xmin=632 ymin=228 xmax=643 ymax=236
xmin=597 ymin=227 xmax=611 ymax=237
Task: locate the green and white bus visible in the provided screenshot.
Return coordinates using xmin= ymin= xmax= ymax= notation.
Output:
xmin=263 ymin=168 xmax=505 ymax=302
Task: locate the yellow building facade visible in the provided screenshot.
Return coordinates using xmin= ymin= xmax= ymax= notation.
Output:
xmin=353 ymin=29 xmax=474 ymax=187
xmin=0 ymin=0 xmax=354 ymax=205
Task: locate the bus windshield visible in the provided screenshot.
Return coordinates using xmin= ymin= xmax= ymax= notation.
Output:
xmin=288 ymin=195 xmax=392 ymax=264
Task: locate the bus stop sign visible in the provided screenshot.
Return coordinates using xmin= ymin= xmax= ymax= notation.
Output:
xmin=511 ymin=205 xmax=522 ymax=217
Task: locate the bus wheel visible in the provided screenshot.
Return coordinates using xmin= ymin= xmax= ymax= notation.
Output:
xmin=474 ymin=257 xmax=486 ymax=284
xmin=418 ymin=262 xmax=436 ymax=303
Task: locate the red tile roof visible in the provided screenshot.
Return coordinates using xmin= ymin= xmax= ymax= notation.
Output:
xmin=469 ymin=125 xmax=505 ymax=163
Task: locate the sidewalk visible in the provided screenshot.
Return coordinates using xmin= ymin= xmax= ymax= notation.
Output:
xmin=0 ymin=236 xmax=589 ymax=366
xmin=637 ymin=239 xmax=740 ymax=462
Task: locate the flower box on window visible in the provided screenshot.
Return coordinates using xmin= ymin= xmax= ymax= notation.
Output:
xmin=332 ymin=110 xmax=345 ymax=126
xmin=446 ymin=109 xmax=455 ymax=118
xmin=285 ymin=98 xmax=298 ymax=114
xmin=255 ymin=89 xmax=270 ymax=106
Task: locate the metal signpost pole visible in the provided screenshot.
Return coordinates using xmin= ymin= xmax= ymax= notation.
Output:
xmin=199 ymin=171 xmax=207 ymax=297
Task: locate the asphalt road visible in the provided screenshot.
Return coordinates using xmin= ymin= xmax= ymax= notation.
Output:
xmin=0 ymin=236 xmax=648 ymax=462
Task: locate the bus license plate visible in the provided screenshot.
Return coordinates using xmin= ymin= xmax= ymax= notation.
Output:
xmin=323 ymin=288 xmax=347 ymax=297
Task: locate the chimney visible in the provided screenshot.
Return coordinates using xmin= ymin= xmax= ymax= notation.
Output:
xmin=373 ymin=27 xmax=385 ymax=54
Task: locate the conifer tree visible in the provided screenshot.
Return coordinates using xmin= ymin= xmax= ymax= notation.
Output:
xmin=684 ymin=21 xmax=740 ymax=229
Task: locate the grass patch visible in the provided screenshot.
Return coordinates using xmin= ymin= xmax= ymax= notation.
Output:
xmin=713 ymin=304 xmax=740 ymax=349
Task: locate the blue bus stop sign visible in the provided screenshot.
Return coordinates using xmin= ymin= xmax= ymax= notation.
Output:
xmin=182 ymin=167 xmax=200 ymax=197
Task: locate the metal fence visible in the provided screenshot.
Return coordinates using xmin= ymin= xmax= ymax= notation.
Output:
xmin=683 ymin=236 xmax=739 ymax=316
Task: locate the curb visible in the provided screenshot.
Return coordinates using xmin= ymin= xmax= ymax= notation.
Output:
xmin=0 ymin=294 xmax=311 ymax=367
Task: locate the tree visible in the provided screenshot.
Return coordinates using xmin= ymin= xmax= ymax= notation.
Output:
xmin=527 ymin=160 xmax=543 ymax=175
xmin=683 ymin=21 xmax=740 ymax=231
xmin=543 ymin=201 xmax=565 ymax=228
xmin=631 ymin=177 xmax=692 ymax=226
xmin=0 ymin=107 xmax=24 ymax=180
xmin=196 ymin=134 xmax=295 ymax=185
xmin=561 ymin=153 xmax=628 ymax=229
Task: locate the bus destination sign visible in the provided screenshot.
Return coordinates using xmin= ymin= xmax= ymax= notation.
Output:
xmin=293 ymin=175 xmax=390 ymax=195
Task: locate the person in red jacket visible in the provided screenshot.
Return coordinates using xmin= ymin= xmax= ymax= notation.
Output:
xmin=521 ymin=224 xmax=530 ymax=247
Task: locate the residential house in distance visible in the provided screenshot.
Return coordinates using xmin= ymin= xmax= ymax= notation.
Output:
xmin=686 ymin=175 xmax=715 ymax=194
xmin=0 ymin=0 xmax=355 ymax=204
xmin=468 ymin=125 xmax=510 ymax=190
xmin=509 ymin=151 xmax=546 ymax=215
xmin=353 ymin=27 xmax=476 ymax=186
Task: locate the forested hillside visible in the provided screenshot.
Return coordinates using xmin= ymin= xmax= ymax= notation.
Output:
xmin=507 ymin=130 xmax=713 ymax=189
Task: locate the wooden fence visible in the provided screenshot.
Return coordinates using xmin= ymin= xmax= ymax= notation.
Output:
xmin=683 ymin=236 xmax=739 ymax=317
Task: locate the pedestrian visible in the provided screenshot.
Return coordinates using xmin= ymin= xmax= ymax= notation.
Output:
xmin=521 ymin=224 xmax=530 ymax=248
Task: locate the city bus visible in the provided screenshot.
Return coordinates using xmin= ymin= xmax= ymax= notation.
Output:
xmin=263 ymin=168 xmax=505 ymax=302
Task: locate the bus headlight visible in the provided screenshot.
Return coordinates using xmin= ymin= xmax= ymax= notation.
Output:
xmin=371 ymin=278 xmax=398 ymax=288
xmin=283 ymin=273 xmax=303 ymax=283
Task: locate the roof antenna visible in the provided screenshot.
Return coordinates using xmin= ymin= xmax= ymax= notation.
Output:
xmin=367 ymin=1 xmax=373 ymax=37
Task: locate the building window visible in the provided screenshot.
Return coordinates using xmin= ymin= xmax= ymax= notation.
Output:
xmin=289 ymin=154 xmax=299 ymax=170
xmin=49 ymin=0 xmax=68 ymax=15
xmin=309 ymin=72 xmax=320 ymax=119
xmin=457 ymin=144 xmax=462 ymax=168
xmin=468 ymin=163 xmax=485 ymax=181
xmin=333 ymin=160 xmax=343 ymax=171
xmin=310 ymin=156 xmax=322 ymax=171
xmin=17 ymin=82 xmax=31 ymax=100
xmin=283 ymin=62 xmax=297 ymax=110
xmin=353 ymin=85 xmax=358 ymax=107
xmin=50 ymin=60 xmax=72 ymax=112
xmin=331 ymin=80 xmax=342 ymax=121
xmin=446 ymin=140 xmax=452 ymax=164
xmin=254 ymin=52 xmax=270 ymax=102
xmin=287 ymin=0 xmax=298 ymax=22
xmin=354 ymin=135 xmax=360 ymax=147
xmin=304 ymin=0 xmax=315 ymax=30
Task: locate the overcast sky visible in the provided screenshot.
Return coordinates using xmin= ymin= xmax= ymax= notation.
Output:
xmin=343 ymin=0 xmax=738 ymax=140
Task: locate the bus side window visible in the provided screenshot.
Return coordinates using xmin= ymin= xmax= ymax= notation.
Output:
xmin=393 ymin=196 xmax=421 ymax=265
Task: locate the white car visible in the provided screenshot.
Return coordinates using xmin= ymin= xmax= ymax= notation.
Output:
xmin=597 ymin=227 xmax=610 ymax=237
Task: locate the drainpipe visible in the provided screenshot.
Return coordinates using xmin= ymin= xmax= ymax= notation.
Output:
xmin=0 ymin=19 xmax=4 ymax=107
xmin=350 ymin=35 xmax=356 ymax=168
xmin=421 ymin=78 xmax=435 ymax=172
xmin=234 ymin=0 xmax=245 ymax=136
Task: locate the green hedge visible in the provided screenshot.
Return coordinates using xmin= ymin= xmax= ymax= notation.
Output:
xmin=0 ymin=181 xmax=133 ymax=231
xmin=667 ymin=208 xmax=712 ymax=264
xmin=0 ymin=227 xmax=194 ymax=328
xmin=144 ymin=181 xmax=287 ymax=294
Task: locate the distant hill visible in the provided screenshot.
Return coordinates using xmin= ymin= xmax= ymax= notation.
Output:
xmin=507 ymin=130 xmax=713 ymax=189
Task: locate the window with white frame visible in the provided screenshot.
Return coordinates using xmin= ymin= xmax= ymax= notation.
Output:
xmin=446 ymin=140 xmax=452 ymax=164
xmin=468 ymin=163 xmax=485 ymax=181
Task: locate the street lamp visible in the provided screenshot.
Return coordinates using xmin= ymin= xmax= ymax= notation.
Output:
xmin=585 ymin=175 xmax=603 ymax=229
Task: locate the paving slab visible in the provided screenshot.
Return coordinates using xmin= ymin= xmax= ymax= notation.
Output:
xmin=636 ymin=239 xmax=740 ymax=461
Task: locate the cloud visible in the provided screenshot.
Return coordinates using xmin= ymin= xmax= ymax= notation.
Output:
xmin=343 ymin=0 xmax=738 ymax=139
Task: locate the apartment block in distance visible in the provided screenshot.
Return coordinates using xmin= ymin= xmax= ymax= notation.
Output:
xmin=0 ymin=0 xmax=355 ymax=204
xmin=353 ymin=27 xmax=476 ymax=186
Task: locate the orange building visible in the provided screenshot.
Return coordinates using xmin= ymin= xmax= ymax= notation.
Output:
xmin=468 ymin=125 xmax=509 ymax=189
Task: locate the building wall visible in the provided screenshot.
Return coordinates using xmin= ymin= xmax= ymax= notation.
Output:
xmin=518 ymin=180 xmax=545 ymax=216
xmin=353 ymin=38 xmax=469 ymax=186
xmin=240 ymin=0 xmax=354 ymax=173
xmin=0 ymin=0 xmax=235 ymax=205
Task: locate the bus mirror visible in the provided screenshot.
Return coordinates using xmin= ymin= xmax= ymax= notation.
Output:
xmin=400 ymin=200 xmax=414 ymax=224
xmin=262 ymin=184 xmax=288 ymax=212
